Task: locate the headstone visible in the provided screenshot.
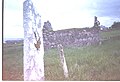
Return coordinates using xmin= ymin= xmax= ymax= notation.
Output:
xmin=57 ymin=44 xmax=68 ymax=78
xmin=23 ymin=0 xmax=44 ymax=81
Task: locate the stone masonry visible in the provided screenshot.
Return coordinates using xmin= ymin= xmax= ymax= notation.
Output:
xmin=43 ymin=21 xmax=100 ymax=50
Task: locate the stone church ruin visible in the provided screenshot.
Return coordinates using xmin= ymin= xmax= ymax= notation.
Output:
xmin=43 ymin=19 xmax=100 ymax=50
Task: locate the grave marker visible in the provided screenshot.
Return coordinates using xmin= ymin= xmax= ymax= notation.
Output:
xmin=58 ymin=44 xmax=68 ymax=78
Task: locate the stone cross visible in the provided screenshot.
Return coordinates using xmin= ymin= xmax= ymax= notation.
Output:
xmin=23 ymin=0 xmax=44 ymax=81
xmin=57 ymin=44 xmax=68 ymax=78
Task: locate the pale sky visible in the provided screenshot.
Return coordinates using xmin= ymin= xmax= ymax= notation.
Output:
xmin=4 ymin=0 xmax=120 ymax=39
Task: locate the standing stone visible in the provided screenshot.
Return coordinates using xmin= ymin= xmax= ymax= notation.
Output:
xmin=58 ymin=44 xmax=68 ymax=78
xmin=23 ymin=0 xmax=44 ymax=81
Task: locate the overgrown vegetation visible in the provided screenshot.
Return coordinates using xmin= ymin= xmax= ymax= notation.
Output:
xmin=2 ymin=29 xmax=120 ymax=81
xmin=100 ymin=29 xmax=120 ymax=40
xmin=44 ymin=35 xmax=120 ymax=80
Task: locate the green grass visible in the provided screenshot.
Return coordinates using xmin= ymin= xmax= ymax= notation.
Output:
xmin=100 ymin=29 xmax=120 ymax=40
xmin=2 ymin=29 xmax=120 ymax=81
xmin=3 ymin=43 xmax=23 ymax=80
xmin=44 ymin=38 xmax=120 ymax=80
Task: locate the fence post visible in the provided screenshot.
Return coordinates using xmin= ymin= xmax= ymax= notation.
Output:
xmin=23 ymin=0 xmax=44 ymax=81
xmin=58 ymin=44 xmax=68 ymax=78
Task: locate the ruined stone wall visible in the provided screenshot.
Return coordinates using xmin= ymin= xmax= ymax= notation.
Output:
xmin=43 ymin=27 xmax=100 ymax=50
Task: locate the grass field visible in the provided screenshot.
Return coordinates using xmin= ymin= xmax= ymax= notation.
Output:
xmin=2 ymin=29 xmax=120 ymax=81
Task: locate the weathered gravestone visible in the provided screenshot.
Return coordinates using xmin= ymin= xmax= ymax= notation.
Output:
xmin=58 ymin=44 xmax=68 ymax=78
xmin=23 ymin=0 xmax=44 ymax=81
